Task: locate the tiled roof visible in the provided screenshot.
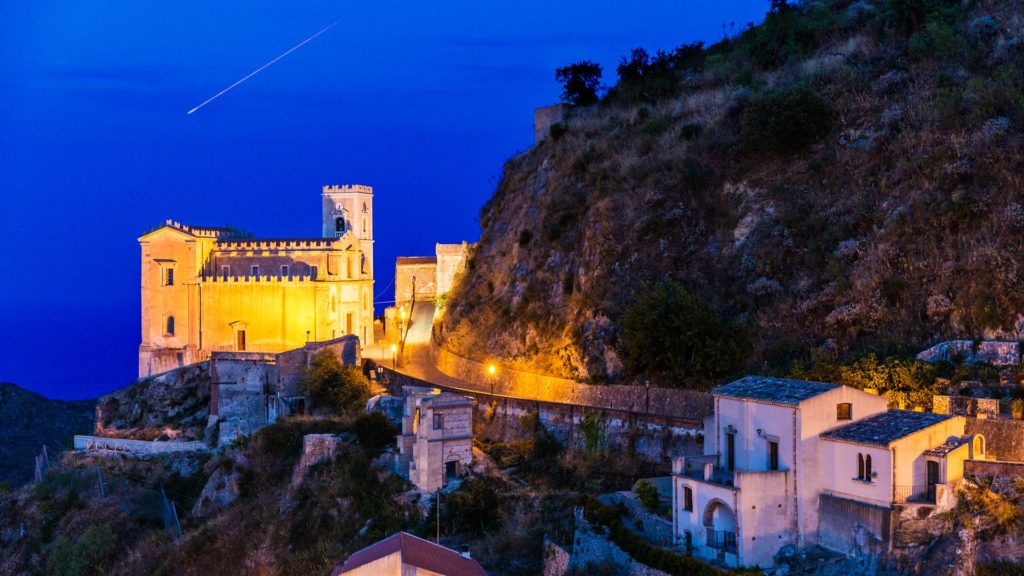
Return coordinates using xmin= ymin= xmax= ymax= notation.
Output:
xmin=713 ymin=376 xmax=840 ymax=405
xmin=924 ymin=435 xmax=970 ymax=457
xmin=332 ymin=532 xmax=486 ymax=576
xmin=820 ymin=410 xmax=953 ymax=447
xmin=397 ymin=256 xmax=438 ymax=265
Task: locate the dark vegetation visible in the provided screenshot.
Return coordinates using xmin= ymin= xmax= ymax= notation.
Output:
xmin=0 ymin=383 xmax=95 ymax=486
xmin=441 ymin=0 xmax=1024 ymax=394
xmin=302 ymin=349 xmax=372 ymax=414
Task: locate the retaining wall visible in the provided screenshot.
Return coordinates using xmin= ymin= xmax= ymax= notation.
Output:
xmin=74 ymin=435 xmax=207 ymax=455
xmin=965 ymin=418 xmax=1024 ymax=462
xmin=380 ymin=367 xmax=703 ymax=463
xmin=431 ymin=344 xmax=713 ymax=421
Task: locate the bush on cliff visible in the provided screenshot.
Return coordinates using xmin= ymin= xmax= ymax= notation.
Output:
xmin=621 ymin=282 xmax=749 ymax=387
xmin=351 ymin=411 xmax=398 ymax=451
xmin=302 ymin=350 xmax=371 ymax=414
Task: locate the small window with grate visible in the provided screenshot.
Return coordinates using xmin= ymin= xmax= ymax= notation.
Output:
xmin=837 ymin=403 xmax=852 ymax=421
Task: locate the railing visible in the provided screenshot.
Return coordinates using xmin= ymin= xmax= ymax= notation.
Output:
xmin=893 ymin=484 xmax=937 ymax=504
xmin=705 ymin=528 xmax=737 ymax=553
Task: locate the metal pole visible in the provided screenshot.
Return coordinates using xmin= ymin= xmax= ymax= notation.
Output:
xmin=436 ymin=488 xmax=440 ymax=544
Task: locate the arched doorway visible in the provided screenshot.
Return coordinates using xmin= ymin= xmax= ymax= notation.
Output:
xmin=703 ymin=499 xmax=737 ymax=561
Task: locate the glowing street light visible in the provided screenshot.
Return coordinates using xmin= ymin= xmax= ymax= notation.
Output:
xmin=391 ymin=343 xmax=398 ymax=370
xmin=487 ymin=363 xmax=496 ymax=395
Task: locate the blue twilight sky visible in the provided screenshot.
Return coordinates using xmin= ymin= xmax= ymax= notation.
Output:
xmin=0 ymin=1 xmax=767 ymax=399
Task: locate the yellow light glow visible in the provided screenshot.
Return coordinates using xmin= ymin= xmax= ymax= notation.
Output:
xmin=487 ymin=364 xmax=496 ymax=375
xmin=399 ymin=307 xmax=406 ymax=319
xmin=390 ymin=344 xmax=398 ymax=352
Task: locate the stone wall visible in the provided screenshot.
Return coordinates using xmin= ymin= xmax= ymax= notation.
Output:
xmin=964 ymin=460 xmax=1024 ymax=493
xmin=435 ymin=242 xmax=470 ymax=297
xmin=381 ymin=367 xmax=703 ymax=463
xmin=566 ymin=509 xmax=671 ymax=576
xmin=291 ymin=434 xmax=343 ymax=486
xmin=534 ymin=104 xmax=567 ymax=144
xmin=432 ymin=344 xmax=713 ymax=422
xmin=965 ymin=418 xmax=1024 ymax=461
xmin=276 ymin=335 xmax=360 ymax=396
xmin=934 ymin=395 xmax=1001 ymax=419
xmin=395 ymin=257 xmax=437 ymax=309
xmin=614 ymin=492 xmax=674 ymax=547
xmin=74 ymin=435 xmax=207 ymax=455
xmin=818 ymin=493 xmax=891 ymax=555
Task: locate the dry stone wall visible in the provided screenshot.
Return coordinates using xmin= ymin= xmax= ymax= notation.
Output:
xmin=965 ymin=418 xmax=1024 ymax=461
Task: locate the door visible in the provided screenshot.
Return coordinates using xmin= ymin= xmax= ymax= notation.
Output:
xmin=926 ymin=460 xmax=939 ymax=503
xmin=236 ymin=330 xmax=246 ymax=351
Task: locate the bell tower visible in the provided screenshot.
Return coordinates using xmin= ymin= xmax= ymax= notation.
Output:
xmin=321 ymin=183 xmax=374 ymax=281
xmin=322 ymin=184 xmax=373 ymax=241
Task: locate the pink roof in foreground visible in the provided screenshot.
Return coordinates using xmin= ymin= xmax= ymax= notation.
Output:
xmin=332 ymin=532 xmax=486 ymax=576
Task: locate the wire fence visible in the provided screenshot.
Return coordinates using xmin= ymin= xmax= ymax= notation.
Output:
xmin=36 ymin=458 xmax=183 ymax=539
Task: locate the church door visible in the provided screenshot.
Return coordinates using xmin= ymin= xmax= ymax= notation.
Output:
xmin=236 ymin=330 xmax=246 ymax=351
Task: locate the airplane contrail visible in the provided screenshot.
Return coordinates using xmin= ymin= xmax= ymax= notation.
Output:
xmin=187 ymin=19 xmax=341 ymax=115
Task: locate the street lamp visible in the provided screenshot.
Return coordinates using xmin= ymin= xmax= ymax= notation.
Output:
xmin=391 ymin=343 xmax=398 ymax=370
xmin=487 ymin=363 xmax=496 ymax=395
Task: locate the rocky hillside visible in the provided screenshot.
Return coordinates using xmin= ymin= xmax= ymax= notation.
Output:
xmin=0 ymin=383 xmax=94 ymax=486
xmin=440 ymin=0 xmax=1024 ymax=386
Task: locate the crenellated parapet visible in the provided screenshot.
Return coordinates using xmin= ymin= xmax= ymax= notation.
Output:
xmin=322 ymin=184 xmax=373 ymax=195
xmin=215 ymin=238 xmax=339 ymax=250
xmin=203 ymin=272 xmax=316 ymax=283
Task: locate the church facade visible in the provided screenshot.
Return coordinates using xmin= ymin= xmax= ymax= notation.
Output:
xmin=138 ymin=185 xmax=375 ymax=377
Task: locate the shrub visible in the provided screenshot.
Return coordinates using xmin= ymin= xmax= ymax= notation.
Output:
xmin=517 ymin=229 xmax=533 ymax=246
xmin=47 ymin=523 xmax=118 ymax=576
xmin=620 ymin=282 xmax=749 ymax=387
xmin=641 ymin=113 xmax=673 ymax=135
xmin=352 ymin=411 xmax=399 ymax=451
xmin=740 ymin=83 xmax=833 ymax=155
xmin=680 ymin=123 xmax=703 ymax=141
xmin=977 ymin=562 xmax=1024 ymax=576
xmin=302 ymin=350 xmax=372 ymax=414
xmin=633 ymin=480 xmax=659 ymax=512
xmin=444 ymin=476 xmax=503 ymax=534
xmin=548 ymin=122 xmax=568 ymax=140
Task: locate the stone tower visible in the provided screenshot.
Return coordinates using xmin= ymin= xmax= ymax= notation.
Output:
xmin=322 ymin=184 xmax=374 ymax=274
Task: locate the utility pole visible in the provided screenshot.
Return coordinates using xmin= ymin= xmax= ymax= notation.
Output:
xmin=436 ymin=488 xmax=440 ymax=544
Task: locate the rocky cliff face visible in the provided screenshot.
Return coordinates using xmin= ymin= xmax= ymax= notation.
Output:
xmin=439 ymin=0 xmax=1024 ymax=386
xmin=96 ymin=362 xmax=211 ymax=441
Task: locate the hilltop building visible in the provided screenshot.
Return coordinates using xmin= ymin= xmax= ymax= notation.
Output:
xmin=394 ymin=242 xmax=471 ymax=311
xmin=332 ymin=531 xmax=485 ymax=576
xmin=672 ymin=376 xmax=986 ymax=568
xmin=396 ymin=386 xmax=473 ymax=492
xmin=138 ymin=185 xmax=375 ymax=377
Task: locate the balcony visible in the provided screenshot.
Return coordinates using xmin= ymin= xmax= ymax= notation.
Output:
xmin=672 ymin=455 xmax=787 ymax=489
xmin=705 ymin=528 xmax=737 ymax=554
xmin=893 ymin=484 xmax=944 ymax=505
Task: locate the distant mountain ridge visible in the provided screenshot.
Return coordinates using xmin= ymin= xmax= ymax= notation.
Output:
xmin=0 ymin=383 xmax=94 ymax=485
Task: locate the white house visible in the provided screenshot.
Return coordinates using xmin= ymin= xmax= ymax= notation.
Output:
xmin=671 ymin=376 xmax=980 ymax=568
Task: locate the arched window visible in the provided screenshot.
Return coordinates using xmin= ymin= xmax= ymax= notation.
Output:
xmin=857 ymin=453 xmax=865 ymax=480
xmin=865 ymin=454 xmax=872 ymax=481
xmin=975 ymin=435 xmax=985 ymax=457
xmin=335 ymin=217 xmax=344 ymax=232
xmin=166 ymin=315 xmax=175 ymax=336
xmin=684 ymin=487 xmax=693 ymax=511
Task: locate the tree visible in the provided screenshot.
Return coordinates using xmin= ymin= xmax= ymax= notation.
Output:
xmin=620 ymin=282 xmax=749 ymax=387
xmin=555 ymin=61 xmax=602 ymax=107
xmin=634 ymin=479 xmax=660 ymax=513
xmin=352 ymin=410 xmax=399 ymax=451
xmin=301 ymin=350 xmax=371 ymax=414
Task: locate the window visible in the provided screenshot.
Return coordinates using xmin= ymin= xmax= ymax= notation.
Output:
xmin=251 ymin=265 xmax=259 ymax=276
xmin=165 ymin=315 xmax=175 ymax=336
xmin=236 ymin=330 xmax=246 ymax=351
xmin=163 ymin=267 xmax=174 ymax=286
xmin=280 ymin=265 xmax=289 ymax=276
xmin=335 ymin=217 xmax=344 ymax=232
xmin=346 ymin=312 xmax=354 ymax=335
xmin=346 ymin=256 xmax=353 ymax=278
xmin=311 ymin=265 xmax=318 ymax=279
xmin=221 ymin=265 xmax=229 ymax=280
xmin=837 ymin=403 xmax=852 ymax=420
xmin=769 ymin=441 xmax=779 ymax=471
xmin=726 ymin=432 xmax=736 ymax=472
xmin=865 ymin=454 xmax=872 ymax=480
xmin=433 ymin=413 xmax=443 ymax=430
xmin=857 ymin=453 xmax=865 ymax=480
xmin=857 ymin=453 xmax=873 ymax=482
xmin=683 ymin=487 xmax=693 ymax=511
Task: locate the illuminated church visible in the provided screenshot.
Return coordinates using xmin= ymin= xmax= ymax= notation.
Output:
xmin=138 ymin=185 xmax=375 ymax=377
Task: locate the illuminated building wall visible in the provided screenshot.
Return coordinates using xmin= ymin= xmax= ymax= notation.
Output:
xmin=138 ymin=185 xmax=375 ymax=377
